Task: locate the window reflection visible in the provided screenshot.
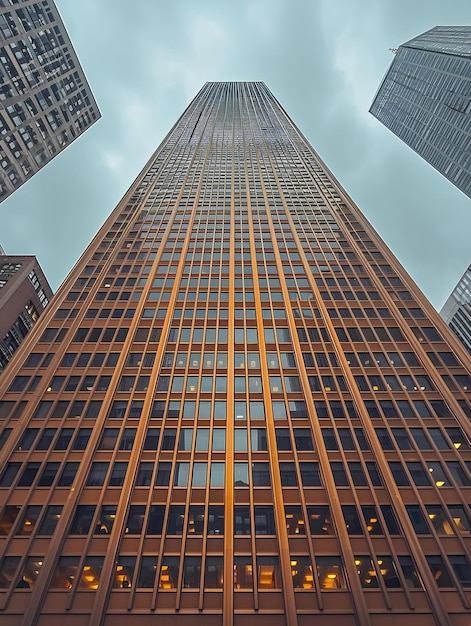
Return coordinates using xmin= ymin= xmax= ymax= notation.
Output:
xmin=234 ymin=557 xmax=253 ymax=589
xmin=183 ymin=556 xmax=201 ymax=588
xmin=291 ymin=556 xmax=314 ymax=589
xmin=18 ymin=557 xmax=44 ymax=589
xmin=159 ymin=557 xmax=179 ymax=589
xmin=51 ymin=556 xmax=80 ymax=589
xmin=113 ymin=556 xmax=136 ymax=589
xmin=79 ymin=556 xmax=104 ymax=590
xmin=257 ymin=556 xmax=281 ymax=589
xmin=317 ymin=556 xmax=345 ymax=589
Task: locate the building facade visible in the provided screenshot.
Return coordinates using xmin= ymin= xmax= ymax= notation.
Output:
xmin=440 ymin=264 xmax=471 ymax=356
xmin=0 ymin=82 xmax=471 ymax=626
xmin=370 ymin=26 xmax=471 ymax=198
xmin=0 ymin=0 xmax=100 ymax=202
xmin=0 ymin=252 xmax=52 ymax=373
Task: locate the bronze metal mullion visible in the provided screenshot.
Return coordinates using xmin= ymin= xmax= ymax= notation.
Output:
xmin=222 ymin=80 xmax=236 ymax=626
xmin=86 ymin=97 xmax=222 ymax=625
xmin=244 ymin=85 xmax=298 ymax=626
xmin=262 ymin=128 xmax=454 ymax=625
xmin=248 ymin=105 xmax=373 ymax=625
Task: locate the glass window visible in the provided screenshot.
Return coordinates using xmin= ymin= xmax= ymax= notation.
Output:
xmin=167 ymin=506 xmax=185 ymax=535
xmin=398 ymin=555 xmax=422 ymax=588
xmin=355 ymin=556 xmax=379 ymax=588
xmin=377 ymin=556 xmax=401 ymax=588
xmin=406 ymin=506 xmax=430 ymax=534
xmin=254 ymin=506 xmax=275 ymax=534
xmin=426 ymin=556 xmax=453 ymax=588
xmin=257 ymin=556 xmax=281 ymax=589
xmin=205 ymin=556 xmax=224 ymax=589
xmin=0 ymin=556 xmax=20 ymax=589
xmin=307 ymin=505 xmax=334 ymax=535
xmin=187 ymin=506 xmax=204 ymax=535
xmin=207 ymin=507 xmax=224 ymax=535
xmin=234 ymin=429 xmax=247 ymax=451
xmin=155 ymin=462 xmax=171 ymax=486
xmin=162 ymin=429 xmax=176 ymax=450
xmin=35 ymin=505 xmax=62 ymax=536
xmin=331 ymin=462 xmax=348 ymax=486
xmin=58 ymin=462 xmax=79 ymax=487
xmin=407 ymin=462 xmax=431 ymax=487
xmin=70 ymin=506 xmax=95 ymax=535
xmin=143 ymin=428 xmax=160 ymax=450
xmin=449 ymin=555 xmax=471 ymax=588
xmin=299 ymin=462 xmax=322 ymax=486
xmin=279 ymin=462 xmax=297 ymax=486
xmin=192 ymin=463 xmax=207 ymax=487
xmin=146 ymin=506 xmax=165 ymax=535
xmin=51 ymin=556 xmax=80 ymax=589
xmin=212 ymin=430 xmax=226 ymax=451
xmin=195 ymin=429 xmax=209 ymax=451
xmin=276 ymin=429 xmax=291 ymax=450
xmin=234 ymin=507 xmax=250 ymax=535
xmin=253 ymin=462 xmax=271 ymax=486
xmin=18 ymin=557 xmax=44 ymax=589
xmin=294 ymin=428 xmax=313 ymax=450
xmin=183 ymin=556 xmax=201 ymax=588
xmin=448 ymin=506 xmax=471 ymax=535
xmin=316 ymin=556 xmax=346 ymax=589
xmin=109 ymin=462 xmax=128 ymax=486
xmin=87 ymin=462 xmax=108 ymax=487
xmin=178 ymin=429 xmax=193 ymax=451
xmin=113 ymin=556 xmax=136 ymax=589
xmin=137 ymin=556 xmax=158 ymax=589
xmin=291 ymin=555 xmax=314 ymax=589
xmin=361 ymin=506 xmax=383 ymax=535
xmin=95 ymin=505 xmax=116 ymax=535
xmin=249 ymin=401 xmax=265 ymax=420
xmin=342 ymin=505 xmax=363 ymax=535
xmin=174 ymin=462 xmax=189 ymax=487
xmin=234 ymin=556 xmax=253 ymax=590
xmin=159 ymin=556 xmax=179 ymax=589
xmin=285 ymin=506 xmax=305 ymax=535
xmin=125 ymin=505 xmax=146 ymax=534
xmin=78 ymin=556 xmax=104 ymax=590
xmin=210 ymin=463 xmax=225 ymax=487
xmin=381 ymin=505 xmax=400 ymax=535
xmin=234 ymin=463 xmax=249 ymax=487
xmin=446 ymin=461 xmax=470 ymax=486
xmin=389 ymin=462 xmax=409 ymax=486
xmin=349 ymin=462 xmax=368 ymax=486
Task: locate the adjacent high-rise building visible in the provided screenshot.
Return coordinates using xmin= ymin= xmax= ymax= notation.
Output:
xmin=440 ymin=264 xmax=471 ymax=356
xmin=0 ymin=252 xmax=52 ymax=373
xmin=0 ymin=0 xmax=100 ymax=202
xmin=0 ymin=82 xmax=471 ymax=626
xmin=370 ymin=26 xmax=471 ymax=198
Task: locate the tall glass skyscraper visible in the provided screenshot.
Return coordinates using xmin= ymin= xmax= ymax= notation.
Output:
xmin=370 ymin=26 xmax=471 ymax=198
xmin=0 ymin=82 xmax=470 ymax=626
xmin=0 ymin=0 xmax=100 ymax=202
xmin=441 ymin=263 xmax=471 ymax=356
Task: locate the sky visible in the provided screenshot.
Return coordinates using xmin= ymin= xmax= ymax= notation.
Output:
xmin=1 ymin=0 xmax=470 ymax=310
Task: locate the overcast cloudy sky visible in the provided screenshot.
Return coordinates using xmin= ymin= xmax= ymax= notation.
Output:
xmin=1 ymin=0 xmax=470 ymax=310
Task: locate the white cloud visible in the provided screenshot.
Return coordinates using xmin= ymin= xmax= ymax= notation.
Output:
xmin=103 ymin=151 xmax=124 ymax=174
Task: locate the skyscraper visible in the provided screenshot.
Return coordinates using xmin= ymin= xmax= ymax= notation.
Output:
xmin=370 ymin=26 xmax=471 ymax=198
xmin=440 ymin=263 xmax=471 ymax=356
xmin=0 ymin=0 xmax=100 ymax=202
xmin=0 ymin=251 xmax=52 ymax=372
xmin=0 ymin=82 xmax=471 ymax=626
